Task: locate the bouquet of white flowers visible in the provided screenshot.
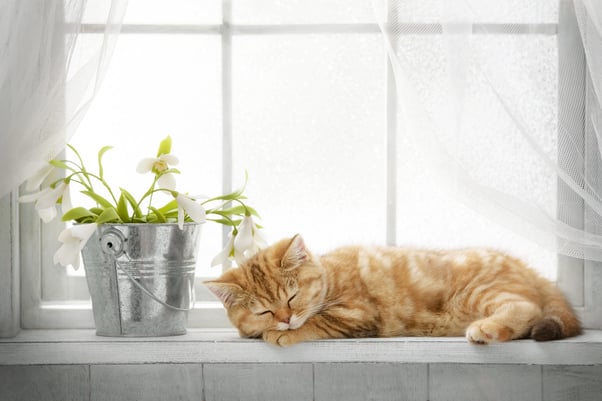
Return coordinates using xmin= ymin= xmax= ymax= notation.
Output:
xmin=20 ymin=136 xmax=266 ymax=269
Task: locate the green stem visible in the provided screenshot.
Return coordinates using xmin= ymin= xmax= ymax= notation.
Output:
xmin=234 ymin=199 xmax=250 ymax=216
xmin=206 ymin=212 xmax=236 ymax=226
xmin=54 ymin=160 xmax=82 ymax=175
xmin=147 ymin=178 xmax=157 ymax=212
xmin=67 ymin=145 xmax=95 ymax=191
xmin=201 ymin=197 xmax=250 ymax=216
xmin=131 ymin=183 xmax=175 ymax=220
xmin=206 ymin=217 xmax=239 ymax=235
xmin=69 ymin=170 xmax=118 ymax=206
xmin=63 ymin=174 xmax=93 ymax=193
xmin=132 ymin=176 xmax=158 ymax=221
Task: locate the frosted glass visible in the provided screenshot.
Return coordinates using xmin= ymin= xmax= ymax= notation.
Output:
xmin=232 ymin=34 xmax=386 ymax=254
xmin=82 ymin=0 xmax=221 ymax=24
xmin=394 ymin=35 xmax=558 ymax=279
xmin=392 ymin=0 xmax=558 ymax=24
xmin=232 ymin=0 xmax=375 ymax=24
xmin=69 ymin=35 xmax=223 ymax=276
xmin=395 ymin=161 xmax=557 ymax=279
xmin=394 ymin=35 xmax=557 ymax=211
xmin=124 ymin=0 xmax=221 ymax=24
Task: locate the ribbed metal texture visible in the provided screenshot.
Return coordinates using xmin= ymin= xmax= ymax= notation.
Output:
xmin=81 ymin=223 xmax=202 ymax=337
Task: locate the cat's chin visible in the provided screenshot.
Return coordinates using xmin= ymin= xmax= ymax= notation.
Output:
xmin=276 ymin=322 xmax=290 ymax=331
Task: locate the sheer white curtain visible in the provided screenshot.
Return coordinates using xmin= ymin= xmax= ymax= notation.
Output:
xmin=575 ymin=1 xmax=602 ymax=133
xmin=0 ymin=0 xmax=127 ymax=198
xmin=374 ymin=0 xmax=602 ymax=262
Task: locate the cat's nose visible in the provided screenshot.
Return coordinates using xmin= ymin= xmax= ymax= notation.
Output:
xmin=275 ymin=309 xmax=291 ymax=324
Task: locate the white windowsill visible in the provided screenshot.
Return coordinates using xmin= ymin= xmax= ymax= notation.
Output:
xmin=1 ymin=329 xmax=601 ymax=366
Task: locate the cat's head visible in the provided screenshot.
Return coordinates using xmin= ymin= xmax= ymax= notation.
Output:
xmin=204 ymin=235 xmax=327 ymax=338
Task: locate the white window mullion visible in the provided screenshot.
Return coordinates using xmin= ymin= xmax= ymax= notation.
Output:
xmin=583 ymin=67 xmax=602 ymax=328
xmin=556 ymin=0 xmax=586 ymax=309
xmin=386 ymin=0 xmax=398 ymax=246
xmin=0 ymin=192 xmax=20 ymax=337
xmin=221 ymin=0 xmax=233 ymax=250
xmin=189 ymin=0 xmax=234 ymax=326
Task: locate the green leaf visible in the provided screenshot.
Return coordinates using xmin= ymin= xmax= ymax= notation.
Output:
xmin=97 ymin=146 xmax=113 ymax=179
xmin=206 ymin=218 xmax=233 ymax=226
xmin=203 ymin=173 xmax=250 ymax=204
xmin=157 ymin=136 xmax=172 ymax=156
xmin=119 ymin=188 xmax=143 ymax=218
xmin=214 ymin=205 xmax=261 ymax=218
xmin=207 ymin=192 xmax=248 ymax=202
xmin=96 ymin=207 xmax=121 ymax=224
xmin=62 ymin=207 xmax=96 ymax=222
xmin=157 ymin=199 xmax=178 ymax=215
xmin=149 ymin=207 xmax=166 ymax=223
xmin=90 ymin=207 xmax=104 ymax=215
xmin=81 ymin=191 xmax=114 ymax=209
xmin=116 ymin=193 xmax=130 ymax=223
xmin=48 ymin=159 xmax=70 ymax=170
xmin=207 ymin=218 xmax=241 ymax=227
xmin=231 ymin=170 xmax=249 ymax=198
xmin=245 ymin=205 xmax=260 ymax=218
xmin=67 ymin=144 xmax=85 ymax=168
xmin=209 ymin=210 xmax=229 ymax=218
xmin=163 ymin=210 xmax=179 ymax=220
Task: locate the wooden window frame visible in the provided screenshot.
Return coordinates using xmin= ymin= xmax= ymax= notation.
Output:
xmin=2 ymin=0 xmax=600 ymax=335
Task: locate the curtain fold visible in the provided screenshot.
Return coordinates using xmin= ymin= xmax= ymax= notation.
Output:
xmin=0 ymin=0 xmax=127 ymax=198
xmin=575 ymin=0 xmax=602 ymax=107
xmin=375 ymin=0 xmax=602 ymax=261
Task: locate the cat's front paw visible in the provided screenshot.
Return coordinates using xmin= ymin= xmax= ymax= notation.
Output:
xmin=466 ymin=320 xmax=513 ymax=344
xmin=262 ymin=330 xmax=298 ymax=347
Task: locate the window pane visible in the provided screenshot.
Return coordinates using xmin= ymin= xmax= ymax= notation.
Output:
xmin=232 ymin=0 xmax=375 ymax=24
xmin=124 ymin=0 xmax=222 ymax=25
xmin=395 ymin=35 xmax=558 ymax=279
xmin=81 ymin=0 xmax=222 ymax=24
xmin=392 ymin=0 xmax=558 ymax=24
xmin=68 ymin=34 xmax=223 ymax=279
xmin=232 ymin=34 xmax=386 ymax=254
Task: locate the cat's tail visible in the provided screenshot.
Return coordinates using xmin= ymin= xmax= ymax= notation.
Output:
xmin=531 ymin=281 xmax=582 ymax=341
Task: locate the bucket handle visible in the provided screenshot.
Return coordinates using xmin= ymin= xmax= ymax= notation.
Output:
xmin=115 ymin=260 xmax=195 ymax=312
xmin=99 ymin=228 xmax=194 ymax=312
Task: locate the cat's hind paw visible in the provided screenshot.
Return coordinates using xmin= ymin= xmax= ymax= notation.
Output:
xmin=466 ymin=320 xmax=513 ymax=344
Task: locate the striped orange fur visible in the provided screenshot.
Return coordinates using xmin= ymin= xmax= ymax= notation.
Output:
xmin=205 ymin=235 xmax=581 ymax=347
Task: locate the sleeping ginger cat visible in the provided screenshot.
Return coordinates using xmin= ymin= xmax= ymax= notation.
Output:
xmin=205 ymin=235 xmax=581 ymax=347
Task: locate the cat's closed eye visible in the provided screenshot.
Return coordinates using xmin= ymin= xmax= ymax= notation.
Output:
xmin=257 ymin=310 xmax=273 ymax=316
xmin=287 ymin=294 xmax=297 ymax=308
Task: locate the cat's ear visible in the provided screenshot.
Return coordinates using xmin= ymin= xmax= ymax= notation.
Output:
xmin=281 ymin=234 xmax=310 ymax=271
xmin=204 ymin=281 xmax=245 ymax=307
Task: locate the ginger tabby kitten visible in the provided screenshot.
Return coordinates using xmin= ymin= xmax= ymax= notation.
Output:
xmin=205 ymin=235 xmax=581 ymax=347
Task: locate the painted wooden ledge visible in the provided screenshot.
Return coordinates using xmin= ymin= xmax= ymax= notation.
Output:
xmin=1 ymin=329 xmax=601 ymax=366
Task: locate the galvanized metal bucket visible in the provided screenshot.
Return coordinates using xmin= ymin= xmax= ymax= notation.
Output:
xmin=81 ymin=223 xmax=202 ymax=337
